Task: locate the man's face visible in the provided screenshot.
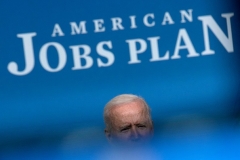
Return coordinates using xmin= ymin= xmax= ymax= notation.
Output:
xmin=105 ymin=100 xmax=153 ymax=145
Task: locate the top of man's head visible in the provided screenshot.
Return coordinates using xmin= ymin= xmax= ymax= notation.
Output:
xmin=103 ymin=94 xmax=153 ymax=145
xmin=104 ymin=94 xmax=151 ymax=129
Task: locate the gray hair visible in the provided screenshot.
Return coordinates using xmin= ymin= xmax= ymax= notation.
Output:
xmin=104 ymin=94 xmax=152 ymax=131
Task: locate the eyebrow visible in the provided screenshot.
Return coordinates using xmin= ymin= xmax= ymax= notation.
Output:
xmin=119 ymin=124 xmax=131 ymax=129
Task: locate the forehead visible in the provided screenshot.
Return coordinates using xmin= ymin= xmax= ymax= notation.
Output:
xmin=110 ymin=100 xmax=148 ymax=121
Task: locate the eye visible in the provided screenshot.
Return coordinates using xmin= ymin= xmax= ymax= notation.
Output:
xmin=137 ymin=124 xmax=146 ymax=129
xmin=120 ymin=126 xmax=130 ymax=132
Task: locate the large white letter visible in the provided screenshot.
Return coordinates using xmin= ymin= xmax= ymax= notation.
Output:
xmin=129 ymin=16 xmax=137 ymax=29
xmin=126 ymin=39 xmax=147 ymax=64
xmin=70 ymin=21 xmax=87 ymax=35
xmin=93 ymin=19 xmax=105 ymax=32
xmin=171 ymin=29 xmax=199 ymax=59
xmin=198 ymin=13 xmax=234 ymax=55
xmin=162 ymin=12 xmax=175 ymax=25
xmin=39 ymin=42 xmax=67 ymax=72
xmin=97 ymin=41 xmax=114 ymax=67
xmin=111 ymin=17 xmax=124 ymax=31
xmin=51 ymin=24 xmax=65 ymax=37
xmin=143 ymin=13 xmax=155 ymax=27
xmin=70 ymin=45 xmax=93 ymax=70
xmin=8 ymin=32 xmax=36 ymax=76
xmin=180 ymin=9 xmax=193 ymax=23
xmin=147 ymin=37 xmax=169 ymax=61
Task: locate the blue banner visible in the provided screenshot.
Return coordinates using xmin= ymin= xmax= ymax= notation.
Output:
xmin=0 ymin=0 xmax=239 ymax=158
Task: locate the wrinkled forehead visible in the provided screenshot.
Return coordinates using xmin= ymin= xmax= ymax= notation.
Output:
xmin=110 ymin=100 xmax=149 ymax=120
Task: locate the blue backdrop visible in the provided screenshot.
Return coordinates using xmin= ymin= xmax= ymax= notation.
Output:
xmin=0 ymin=0 xmax=240 ymax=159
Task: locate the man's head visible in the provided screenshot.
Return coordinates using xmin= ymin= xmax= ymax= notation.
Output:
xmin=103 ymin=94 xmax=153 ymax=145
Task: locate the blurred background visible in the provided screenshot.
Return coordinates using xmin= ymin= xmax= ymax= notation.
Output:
xmin=0 ymin=0 xmax=240 ymax=159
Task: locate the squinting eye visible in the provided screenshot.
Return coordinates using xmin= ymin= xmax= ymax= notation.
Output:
xmin=137 ymin=125 xmax=146 ymax=128
xmin=120 ymin=127 xmax=130 ymax=132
